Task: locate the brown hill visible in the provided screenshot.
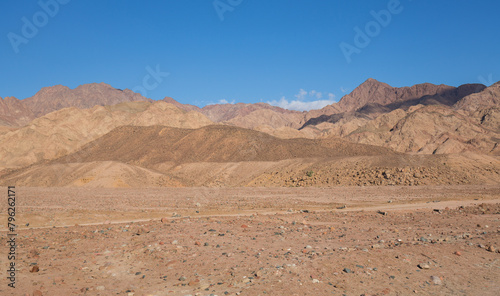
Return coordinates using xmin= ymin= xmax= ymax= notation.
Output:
xmin=0 ymin=96 xmax=35 ymax=126
xmin=54 ymin=125 xmax=394 ymax=167
xmin=23 ymin=83 xmax=152 ymax=117
xmin=0 ymin=101 xmax=213 ymax=169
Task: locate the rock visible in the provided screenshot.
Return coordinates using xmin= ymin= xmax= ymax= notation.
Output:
xmin=179 ymin=276 xmax=187 ymax=281
xmin=161 ymin=217 xmax=169 ymax=223
xmin=487 ymin=245 xmax=496 ymax=252
xmin=430 ymin=276 xmax=442 ymax=285
xmin=188 ymin=279 xmax=200 ymax=286
xmin=305 ymin=245 xmax=312 ymax=249
xmin=96 ymin=286 xmax=105 ymax=291
xmin=454 ymin=251 xmax=461 ymax=256
xmin=241 ymin=224 xmax=249 ymax=228
xmin=377 ymin=210 xmax=388 ymax=216
xmin=195 ymin=241 xmax=201 ymax=246
xmin=343 ymin=268 xmax=352 ymax=273
xmin=418 ymin=263 xmax=430 ymax=269
xmin=312 ymin=279 xmax=320 ymax=283
xmin=29 ymin=265 xmax=39 ymax=273
xmin=171 ymin=240 xmax=178 ymax=245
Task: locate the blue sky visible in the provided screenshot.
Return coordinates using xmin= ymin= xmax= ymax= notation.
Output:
xmin=1 ymin=0 xmax=499 ymax=110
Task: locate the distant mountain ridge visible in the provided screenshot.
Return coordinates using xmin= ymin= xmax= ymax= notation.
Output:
xmin=23 ymin=82 xmax=152 ymax=117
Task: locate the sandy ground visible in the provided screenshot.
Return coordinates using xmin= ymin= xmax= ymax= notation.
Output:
xmin=0 ymin=185 xmax=499 ymax=295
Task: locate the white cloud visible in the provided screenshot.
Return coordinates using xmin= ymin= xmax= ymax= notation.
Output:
xmin=268 ymin=95 xmax=335 ymax=111
xmin=267 ymin=89 xmax=337 ymax=111
xmin=294 ymin=89 xmax=308 ymax=100
xmin=340 ymin=87 xmax=348 ymax=93
xmin=211 ymin=99 xmax=235 ymax=105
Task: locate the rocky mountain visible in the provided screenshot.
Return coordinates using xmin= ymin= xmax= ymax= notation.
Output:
xmin=0 ymin=96 xmax=35 ymax=126
xmin=344 ymin=104 xmax=500 ymax=154
xmin=333 ymin=78 xmax=486 ymax=113
xmin=454 ymin=81 xmax=500 ymax=111
xmin=23 ymin=82 xmax=152 ymax=117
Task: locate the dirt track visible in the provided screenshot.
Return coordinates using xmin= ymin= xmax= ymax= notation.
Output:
xmin=1 ymin=186 xmax=499 ymax=295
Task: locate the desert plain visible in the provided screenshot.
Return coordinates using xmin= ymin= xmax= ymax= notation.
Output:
xmin=1 ymin=185 xmax=499 ymax=296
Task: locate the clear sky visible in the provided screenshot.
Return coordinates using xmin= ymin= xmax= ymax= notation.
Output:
xmin=1 ymin=0 xmax=499 ymax=110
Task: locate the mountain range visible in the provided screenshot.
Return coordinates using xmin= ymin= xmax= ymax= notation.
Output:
xmin=0 ymin=78 xmax=498 ymax=187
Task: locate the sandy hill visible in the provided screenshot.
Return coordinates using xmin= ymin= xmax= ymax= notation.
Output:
xmin=23 ymin=82 xmax=152 ymax=117
xmin=0 ymin=101 xmax=213 ymax=169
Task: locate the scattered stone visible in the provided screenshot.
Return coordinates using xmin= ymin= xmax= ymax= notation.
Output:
xmin=377 ymin=210 xmax=388 ymax=216
xmin=430 ymin=276 xmax=442 ymax=285
xmin=179 ymin=276 xmax=187 ymax=281
xmin=96 ymin=286 xmax=105 ymax=291
xmin=29 ymin=265 xmax=39 ymax=273
xmin=487 ymin=245 xmax=496 ymax=252
xmin=454 ymin=251 xmax=461 ymax=256
xmin=312 ymin=279 xmax=320 ymax=283
xmin=418 ymin=263 xmax=430 ymax=269
xmin=343 ymin=268 xmax=352 ymax=273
